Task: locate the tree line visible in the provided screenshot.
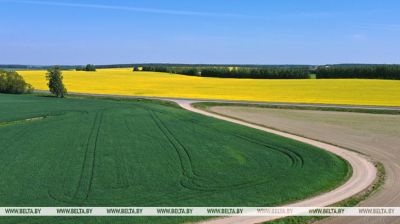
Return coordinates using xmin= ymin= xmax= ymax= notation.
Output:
xmin=76 ymin=64 xmax=96 ymax=71
xmin=314 ymin=65 xmax=400 ymax=80
xmin=141 ymin=66 xmax=310 ymax=79
xmin=141 ymin=65 xmax=400 ymax=80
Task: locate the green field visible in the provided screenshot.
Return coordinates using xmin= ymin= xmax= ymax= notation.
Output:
xmin=0 ymin=94 xmax=349 ymax=224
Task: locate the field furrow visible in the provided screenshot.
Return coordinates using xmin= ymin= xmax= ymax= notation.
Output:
xmin=0 ymin=94 xmax=350 ymax=224
xmin=74 ymin=110 xmax=104 ymax=201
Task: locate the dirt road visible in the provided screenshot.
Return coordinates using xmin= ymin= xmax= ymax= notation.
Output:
xmin=208 ymin=105 xmax=400 ymax=224
xmin=35 ymin=91 xmax=400 ymax=111
xmin=173 ymin=100 xmax=376 ymax=224
xmin=36 ymin=91 xmax=385 ymax=224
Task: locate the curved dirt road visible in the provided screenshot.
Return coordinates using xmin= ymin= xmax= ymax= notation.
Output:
xmin=37 ymin=91 xmax=382 ymax=223
xmin=173 ymin=100 xmax=377 ymax=224
xmin=208 ymin=105 xmax=400 ymax=224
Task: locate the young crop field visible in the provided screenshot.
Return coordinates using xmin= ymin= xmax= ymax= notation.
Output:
xmin=18 ymin=68 xmax=400 ymax=107
xmin=0 ymin=94 xmax=349 ymax=224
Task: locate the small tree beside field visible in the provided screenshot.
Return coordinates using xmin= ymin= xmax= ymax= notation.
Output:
xmin=46 ymin=67 xmax=67 ymax=98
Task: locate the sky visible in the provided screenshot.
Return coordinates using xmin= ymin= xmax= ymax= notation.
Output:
xmin=0 ymin=0 xmax=400 ymax=65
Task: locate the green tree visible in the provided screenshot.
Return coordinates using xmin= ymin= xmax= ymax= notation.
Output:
xmin=46 ymin=66 xmax=67 ymax=98
xmin=75 ymin=66 xmax=84 ymax=71
xmin=0 ymin=70 xmax=33 ymax=94
xmin=85 ymin=64 xmax=96 ymax=71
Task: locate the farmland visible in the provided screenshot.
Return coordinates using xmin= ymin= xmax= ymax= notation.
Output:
xmin=206 ymin=105 xmax=400 ymax=224
xmin=18 ymin=68 xmax=400 ymax=107
xmin=0 ymin=94 xmax=349 ymax=224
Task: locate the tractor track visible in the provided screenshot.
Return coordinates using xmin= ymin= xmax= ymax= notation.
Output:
xmin=172 ymin=99 xmax=377 ymax=224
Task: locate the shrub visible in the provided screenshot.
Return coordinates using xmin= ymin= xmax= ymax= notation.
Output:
xmin=0 ymin=70 xmax=34 ymax=94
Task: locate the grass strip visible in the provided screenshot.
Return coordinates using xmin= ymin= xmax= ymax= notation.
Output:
xmin=193 ymin=102 xmax=400 ymax=115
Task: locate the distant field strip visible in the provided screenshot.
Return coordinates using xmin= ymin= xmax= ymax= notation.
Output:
xmin=19 ymin=68 xmax=400 ymax=106
xmin=0 ymin=94 xmax=349 ymax=224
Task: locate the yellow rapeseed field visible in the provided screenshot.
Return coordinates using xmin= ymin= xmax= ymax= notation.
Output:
xmin=18 ymin=68 xmax=400 ymax=106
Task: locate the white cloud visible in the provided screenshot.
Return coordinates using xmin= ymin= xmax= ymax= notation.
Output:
xmin=1 ymin=0 xmax=249 ymax=18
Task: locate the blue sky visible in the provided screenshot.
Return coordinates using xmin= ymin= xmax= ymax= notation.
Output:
xmin=1 ymin=0 xmax=399 ymax=65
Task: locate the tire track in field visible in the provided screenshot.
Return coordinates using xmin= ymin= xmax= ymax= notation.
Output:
xmin=147 ymin=110 xmax=197 ymax=181
xmin=148 ymin=109 xmax=251 ymax=192
xmin=0 ymin=127 xmax=30 ymax=153
xmin=47 ymin=114 xmax=94 ymax=205
xmin=0 ymin=114 xmax=58 ymax=155
xmin=174 ymin=100 xmax=376 ymax=224
xmin=0 ymin=126 xmax=32 ymax=175
xmin=106 ymin=117 xmax=132 ymax=190
xmin=233 ymin=134 xmax=304 ymax=168
xmin=0 ymin=111 xmax=93 ymax=205
xmin=73 ymin=110 xmax=104 ymax=201
xmin=0 ymin=116 xmax=65 ymax=174
xmin=175 ymin=119 xmax=294 ymax=170
xmin=108 ymin=114 xmax=239 ymax=205
xmin=173 ymin=115 xmax=300 ymax=167
xmin=148 ymin=109 xmax=282 ymax=192
xmin=147 ymin=109 xmax=230 ymax=191
xmin=178 ymin=116 xmax=304 ymax=168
